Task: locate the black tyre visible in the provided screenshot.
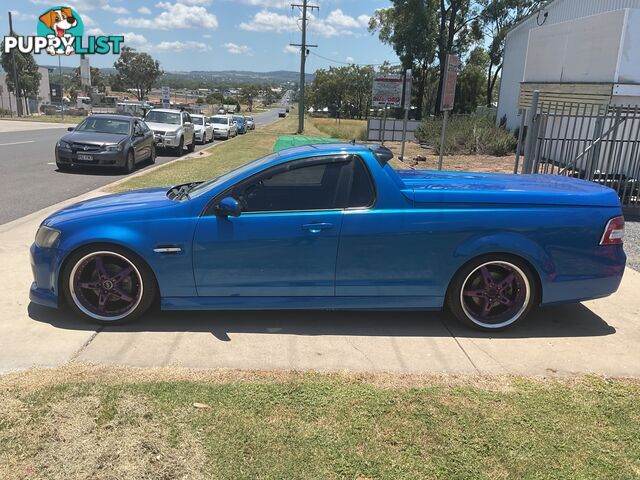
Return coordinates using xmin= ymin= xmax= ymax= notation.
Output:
xmin=123 ymin=150 xmax=135 ymax=174
xmin=61 ymin=245 xmax=157 ymax=325
xmin=446 ymin=254 xmax=538 ymax=331
xmin=148 ymin=145 xmax=156 ymax=165
xmin=174 ymin=137 xmax=184 ymax=156
xmin=187 ymin=135 xmax=195 ymax=152
xmin=56 ymin=162 xmax=70 ymax=172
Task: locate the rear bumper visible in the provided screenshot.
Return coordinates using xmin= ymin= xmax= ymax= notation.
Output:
xmin=541 ymin=245 xmax=626 ymax=305
xmin=56 ymin=148 xmax=126 ymax=167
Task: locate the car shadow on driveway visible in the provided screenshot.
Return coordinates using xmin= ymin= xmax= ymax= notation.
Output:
xmin=28 ymin=302 xmax=615 ymax=342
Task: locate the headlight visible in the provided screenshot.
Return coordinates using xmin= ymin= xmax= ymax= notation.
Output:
xmin=104 ymin=143 xmax=122 ymax=152
xmin=165 ymin=130 xmax=178 ymax=137
xmin=57 ymin=140 xmax=71 ymax=149
xmin=34 ymin=225 xmax=61 ymax=248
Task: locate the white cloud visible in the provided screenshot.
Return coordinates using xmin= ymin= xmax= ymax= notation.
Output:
xmin=225 ymin=42 xmax=253 ymax=55
xmin=156 ymin=40 xmax=209 ymax=51
xmin=203 ymin=33 xmax=212 ymax=38
xmin=138 ymin=6 xmax=152 ymax=14
xmin=175 ymin=0 xmax=212 ymax=4
xmin=30 ymin=0 xmax=112 ymax=11
xmin=238 ymin=0 xmax=288 ymax=8
xmin=118 ymin=31 xmax=151 ymax=50
xmin=239 ymin=10 xmax=297 ymax=33
xmin=103 ymin=5 xmax=129 ymax=14
xmin=81 ymin=13 xmax=96 ymax=27
xmin=346 ymin=56 xmax=354 ymax=63
xmin=240 ymin=8 xmax=370 ymax=38
xmin=87 ymin=27 xmax=105 ymax=35
xmin=283 ymin=45 xmax=299 ymax=54
xmin=116 ymin=2 xmax=218 ymax=29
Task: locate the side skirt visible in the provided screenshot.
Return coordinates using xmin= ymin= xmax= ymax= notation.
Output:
xmin=161 ymin=296 xmax=444 ymax=311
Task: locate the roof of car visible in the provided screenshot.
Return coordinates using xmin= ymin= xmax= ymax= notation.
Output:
xmin=87 ymin=114 xmax=134 ymax=121
xmin=147 ymin=108 xmax=182 ymax=113
xmin=277 ymin=142 xmax=393 ymax=164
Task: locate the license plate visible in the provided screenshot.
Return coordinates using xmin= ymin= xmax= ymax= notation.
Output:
xmin=77 ymin=154 xmax=93 ymax=161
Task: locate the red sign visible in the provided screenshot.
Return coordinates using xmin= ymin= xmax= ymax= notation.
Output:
xmin=440 ymin=54 xmax=460 ymax=111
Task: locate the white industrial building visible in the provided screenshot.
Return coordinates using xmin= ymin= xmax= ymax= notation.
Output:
xmin=497 ymin=0 xmax=640 ymax=130
xmin=0 ymin=66 xmax=52 ymax=115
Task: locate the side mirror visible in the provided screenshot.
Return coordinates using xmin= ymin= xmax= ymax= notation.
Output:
xmin=205 ymin=122 xmax=211 ymax=126
xmin=67 ymin=126 xmax=74 ymax=131
xmin=184 ymin=121 xmax=192 ymax=127
xmin=214 ymin=197 xmax=241 ymax=218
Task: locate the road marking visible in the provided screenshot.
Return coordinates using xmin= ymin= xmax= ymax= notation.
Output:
xmin=0 ymin=140 xmax=35 ymax=146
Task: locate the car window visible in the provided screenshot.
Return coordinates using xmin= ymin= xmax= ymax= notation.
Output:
xmin=145 ymin=111 xmax=180 ymax=125
xmin=134 ymin=122 xmax=144 ymax=135
xmin=75 ymin=118 xmax=131 ymax=135
xmin=349 ymin=156 xmax=375 ymax=208
xmin=232 ymin=160 xmax=346 ymax=213
xmin=211 ymin=117 xmax=228 ymax=125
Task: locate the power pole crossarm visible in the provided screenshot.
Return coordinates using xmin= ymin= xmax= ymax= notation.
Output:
xmin=291 ymin=0 xmax=318 ymax=134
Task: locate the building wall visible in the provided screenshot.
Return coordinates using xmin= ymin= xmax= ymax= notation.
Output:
xmin=497 ymin=0 xmax=640 ymax=130
xmin=0 ymin=66 xmax=52 ymax=115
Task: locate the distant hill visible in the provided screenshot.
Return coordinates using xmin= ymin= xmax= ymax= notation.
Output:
xmin=38 ymin=66 xmax=313 ymax=84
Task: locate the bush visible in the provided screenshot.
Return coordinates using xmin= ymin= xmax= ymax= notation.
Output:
xmin=415 ymin=115 xmax=517 ymax=156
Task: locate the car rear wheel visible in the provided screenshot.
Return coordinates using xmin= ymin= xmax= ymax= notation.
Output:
xmin=447 ymin=255 xmax=537 ymax=331
xmin=123 ymin=151 xmax=135 ymax=174
xmin=62 ymin=246 xmax=157 ymax=325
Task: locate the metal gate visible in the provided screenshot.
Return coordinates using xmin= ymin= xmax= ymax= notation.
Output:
xmin=518 ymin=97 xmax=640 ymax=212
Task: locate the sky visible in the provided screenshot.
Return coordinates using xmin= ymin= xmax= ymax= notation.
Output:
xmin=6 ymin=0 xmax=400 ymax=73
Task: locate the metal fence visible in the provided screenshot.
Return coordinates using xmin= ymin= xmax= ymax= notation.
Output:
xmin=367 ymin=118 xmax=421 ymax=142
xmin=519 ymin=97 xmax=640 ymax=212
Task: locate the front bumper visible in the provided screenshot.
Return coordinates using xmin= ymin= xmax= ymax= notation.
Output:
xmin=154 ymin=134 xmax=181 ymax=148
xmin=56 ymin=147 xmax=126 ymax=167
xmin=29 ymin=243 xmax=62 ymax=309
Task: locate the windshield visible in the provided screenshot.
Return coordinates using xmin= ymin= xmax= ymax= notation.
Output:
xmin=145 ymin=111 xmax=180 ymax=125
xmin=191 ymin=116 xmax=205 ymax=125
xmin=75 ymin=118 xmax=131 ymax=135
xmin=210 ymin=117 xmax=228 ymax=125
xmin=234 ymin=116 xmax=244 ymax=123
xmin=188 ymin=152 xmax=280 ymax=199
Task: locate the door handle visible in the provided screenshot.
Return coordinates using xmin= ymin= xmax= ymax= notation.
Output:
xmin=302 ymin=222 xmax=333 ymax=233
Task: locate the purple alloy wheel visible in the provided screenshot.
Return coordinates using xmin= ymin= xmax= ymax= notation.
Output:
xmin=460 ymin=261 xmax=530 ymax=328
xmin=70 ymin=251 xmax=143 ymax=321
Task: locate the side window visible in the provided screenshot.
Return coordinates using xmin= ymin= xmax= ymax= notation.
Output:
xmin=348 ymin=156 xmax=375 ymax=208
xmin=233 ymin=161 xmax=346 ymax=213
xmin=134 ymin=122 xmax=143 ymax=135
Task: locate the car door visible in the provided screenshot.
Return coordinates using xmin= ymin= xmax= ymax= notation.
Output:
xmin=131 ymin=121 xmax=147 ymax=160
xmin=192 ymin=156 xmax=352 ymax=297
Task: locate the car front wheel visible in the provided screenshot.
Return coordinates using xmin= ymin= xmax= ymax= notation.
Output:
xmin=123 ymin=150 xmax=135 ymax=174
xmin=174 ymin=137 xmax=184 ymax=156
xmin=447 ymin=255 xmax=537 ymax=331
xmin=62 ymin=246 xmax=157 ymax=325
xmin=187 ymin=135 xmax=195 ymax=152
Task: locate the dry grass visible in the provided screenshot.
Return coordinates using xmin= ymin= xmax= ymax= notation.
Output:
xmin=310 ymin=117 xmax=369 ymax=141
xmin=1 ymin=366 xmax=639 ymax=479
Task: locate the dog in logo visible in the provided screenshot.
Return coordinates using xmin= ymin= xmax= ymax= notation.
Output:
xmin=39 ymin=7 xmax=77 ymax=55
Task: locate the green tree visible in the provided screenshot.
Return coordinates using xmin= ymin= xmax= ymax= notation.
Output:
xmin=479 ymin=0 xmax=542 ymax=106
xmin=454 ymin=47 xmax=488 ymax=113
xmin=240 ymin=84 xmax=259 ymax=111
xmin=307 ymin=65 xmax=375 ymax=119
xmin=0 ymin=37 xmax=42 ymax=114
xmin=71 ymin=66 xmax=105 ymax=93
xmin=114 ymin=47 xmax=163 ymax=101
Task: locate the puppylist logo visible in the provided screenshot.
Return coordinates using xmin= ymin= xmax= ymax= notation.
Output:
xmin=3 ymin=6 xmax=124 ymax=56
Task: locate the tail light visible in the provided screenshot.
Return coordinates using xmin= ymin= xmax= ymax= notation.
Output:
xmin=600 ymin=216 xmax=625 ymax=245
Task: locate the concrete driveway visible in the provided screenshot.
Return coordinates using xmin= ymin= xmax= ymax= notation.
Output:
xmin=1 ymin=191 xmax=639 ymax=376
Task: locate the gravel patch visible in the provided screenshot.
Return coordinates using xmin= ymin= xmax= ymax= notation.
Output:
xmin=626 ymin=220 xmax=640 ymax=271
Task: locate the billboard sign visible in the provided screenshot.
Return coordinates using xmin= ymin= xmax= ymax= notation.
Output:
xmin=372 ymin=75 xmax=403 ymax=108
xmin=440 ymin=54 xmax=460 ymax=111
xmin=161 ymin=86 xmax=171 ymax=108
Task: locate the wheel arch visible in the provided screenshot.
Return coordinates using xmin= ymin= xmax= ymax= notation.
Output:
xmin=57 ymin=241 xmax=160 ymax=307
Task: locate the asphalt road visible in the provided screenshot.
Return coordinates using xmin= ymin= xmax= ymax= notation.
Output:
xmin=0 ymin=108 xmax=280 ymax=225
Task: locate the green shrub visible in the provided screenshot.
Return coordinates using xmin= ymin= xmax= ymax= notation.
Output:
xmin=415 ymin=115 xmax=517 ymax=156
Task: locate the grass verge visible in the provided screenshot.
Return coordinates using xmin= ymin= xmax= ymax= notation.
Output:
xmin=1 ymin=367 xmax=638 ymax=479
xmin=311 ymin=117 xmax=368 ymax=141
xmin=109 ymin=114 xmax=328 ymax=192
xmin=0 ymin=115 xmax=86 ymax=125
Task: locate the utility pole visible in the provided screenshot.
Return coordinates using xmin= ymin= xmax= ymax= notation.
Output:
xmin=8 ymin=12 xmax=23 ymax=116
xmin=290 ymin=0 xmax=318 ymax=134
